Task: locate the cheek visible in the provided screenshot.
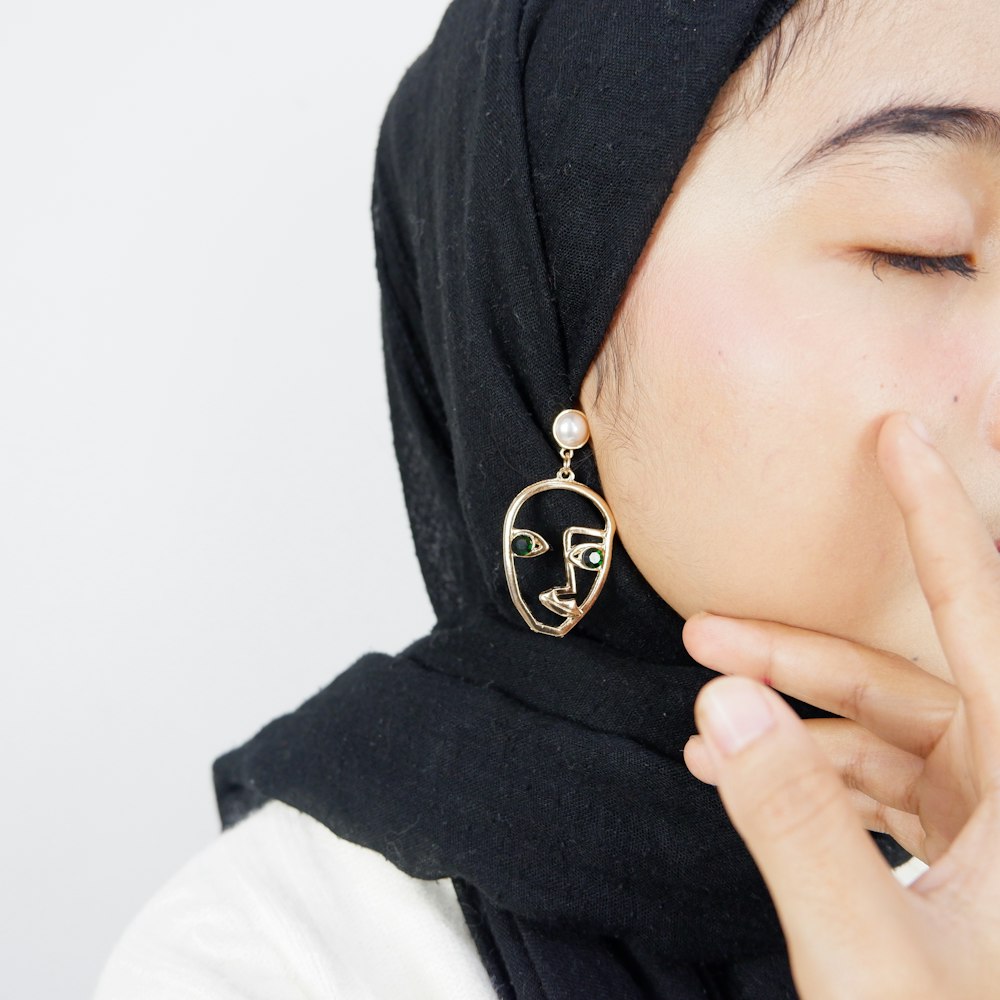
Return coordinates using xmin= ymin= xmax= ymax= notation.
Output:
xmin=638 ymin=254 xmax=839 ymax=460
xmin=610 ymin=255 xmax=909 ymax=631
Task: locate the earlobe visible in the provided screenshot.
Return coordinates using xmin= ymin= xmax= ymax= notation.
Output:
xmin=579 ymin=361 xmax=600 ymax=415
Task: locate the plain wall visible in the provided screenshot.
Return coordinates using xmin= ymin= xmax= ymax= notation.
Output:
xmin=0 ymin=1 xmax=452 ymax=995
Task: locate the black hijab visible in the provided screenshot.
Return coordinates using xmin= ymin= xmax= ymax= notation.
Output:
xmin=213 ymin=2 xmax=910 ymax=997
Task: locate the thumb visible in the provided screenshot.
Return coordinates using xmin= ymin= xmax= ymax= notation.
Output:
xmin=695 ymin=675 xmax=914 ymax=993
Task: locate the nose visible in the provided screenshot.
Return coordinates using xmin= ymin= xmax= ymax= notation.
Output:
xmin=539 ymin=581 xmax=580 ymax=618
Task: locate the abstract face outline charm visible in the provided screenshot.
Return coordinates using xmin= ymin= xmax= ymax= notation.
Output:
xmin=503 ymin=478 xmax=615 ymax=636
xmin=501 ymin=409 xmax=616 ymax=638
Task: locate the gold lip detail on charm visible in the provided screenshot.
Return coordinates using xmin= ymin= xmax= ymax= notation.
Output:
xmin=539 ymin=587 xmax=581 ymax=618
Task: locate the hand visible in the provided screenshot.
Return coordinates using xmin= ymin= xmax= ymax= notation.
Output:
xmin=681 ymin=438 xmax=985 ymax=862
xmin=681 ymin=623 xmax=966 ymax=865
xmin=683 ymin=412 xmax=1000 ymax=999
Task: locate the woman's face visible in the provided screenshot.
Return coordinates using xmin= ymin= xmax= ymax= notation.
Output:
xmin=581 ymin=0 xmax=1000 ymax=681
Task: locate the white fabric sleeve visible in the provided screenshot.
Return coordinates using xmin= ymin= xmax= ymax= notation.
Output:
xmin=93 ymin=798 xmax=497 ymax=1000
xmin=891 ymin=853 xmax=930 ymax=887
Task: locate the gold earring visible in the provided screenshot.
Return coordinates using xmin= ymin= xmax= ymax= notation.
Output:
xmin=501 ymin=409 xmax=616 ymax=637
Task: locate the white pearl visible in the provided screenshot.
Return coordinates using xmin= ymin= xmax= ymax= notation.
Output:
xmin=552 ymin=408 xmax=589 ymax=450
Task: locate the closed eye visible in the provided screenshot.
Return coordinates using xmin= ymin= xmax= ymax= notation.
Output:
xmin=864 ymin=250 xmax=982 ymax=281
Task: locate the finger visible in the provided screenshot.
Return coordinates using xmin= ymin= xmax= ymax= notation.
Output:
xmin=683 ymin=612 xmax=956 ymax=758
xmin=876 ymin=412 xmax=1000 ymax=757
xmin=689 ymin=726 xmax=931 ymax=861
xmin=796 ymin=719 xmax=925 ymax=814
xmin=695 ymin=675 xmax=913 ymax=988
xmin=845 ymin=787 xmax=928 ymax=863
xmin=683 ymin=733 xmax=715 ymax=784
xmin=688 ymin=718 xmax=924 ymax=810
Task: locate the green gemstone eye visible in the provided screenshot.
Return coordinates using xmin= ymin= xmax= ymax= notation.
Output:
xmin=511 ymin=534 xmax=533 ymax=556
xmin=569 ymin=542 xmax=605 ymax=571
xmin=510 ymin=529 xmax=549 ymax=558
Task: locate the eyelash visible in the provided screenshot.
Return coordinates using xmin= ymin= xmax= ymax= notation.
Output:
xmin=865 ymin=250 xmax=982 ymax=281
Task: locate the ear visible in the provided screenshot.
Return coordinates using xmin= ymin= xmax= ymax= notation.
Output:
xmin=578 ymin=350 xmax=603 ymax=416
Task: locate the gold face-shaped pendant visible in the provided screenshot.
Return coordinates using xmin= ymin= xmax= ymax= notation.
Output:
xmin=502 ymin=477 xmax=615 ymax=637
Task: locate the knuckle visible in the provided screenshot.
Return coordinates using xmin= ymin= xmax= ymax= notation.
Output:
xmin=841 ymin=732 xmax=871 ymax=793
xmin=749 ymin=761 xmax=847 ymax=844
xmin=910 ymin=704 xmax=953 ymax=759
xmin=841 ymin=728 xmax=924 ymax=816
xmin=843 ymin=673 xmax=873 ymax=722
xmin=763 ymin=627 xmax=791 ymax=682
xmin=870 ymin=797 xmax=890 ymax=835
xmin=924 ymin=546 xmax=1000 ymax=619
xmin=898 ymin=773 xmax=923 ymax=816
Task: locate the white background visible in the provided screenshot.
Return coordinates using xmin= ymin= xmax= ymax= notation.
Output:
xmin=1 ymin=1 xmax=451 ymax=995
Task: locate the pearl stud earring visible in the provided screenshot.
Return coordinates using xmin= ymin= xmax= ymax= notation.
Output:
xmin=552 ymin=408 xmax=590 ymax=451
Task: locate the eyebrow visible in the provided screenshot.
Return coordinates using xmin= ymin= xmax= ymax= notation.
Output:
xmin=778 ymin=102 xmax=1000 ymax=184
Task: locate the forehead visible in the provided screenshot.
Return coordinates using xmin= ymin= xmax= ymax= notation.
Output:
xmin=718 ymin=2 xmax=1000 ymax=194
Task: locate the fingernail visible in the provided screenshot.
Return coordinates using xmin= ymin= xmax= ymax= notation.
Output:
xmin=699 ymin=678 xmax=776 ymax=756
xmin=906 ymin=414 xmax=934 ymax=446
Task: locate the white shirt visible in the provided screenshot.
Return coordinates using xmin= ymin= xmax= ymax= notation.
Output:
xmin=93 ymin=799 xmax=497 ymax=1000
xmin=93 ymin=798 xmax=930 ymax=999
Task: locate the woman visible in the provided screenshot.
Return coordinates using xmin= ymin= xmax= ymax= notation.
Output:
xmin=94 ymin=0 xmax=1000 ymax=997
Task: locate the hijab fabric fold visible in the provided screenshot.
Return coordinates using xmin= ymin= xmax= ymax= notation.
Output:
xmin=213 ymin=2 xmax=910 ymax=996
